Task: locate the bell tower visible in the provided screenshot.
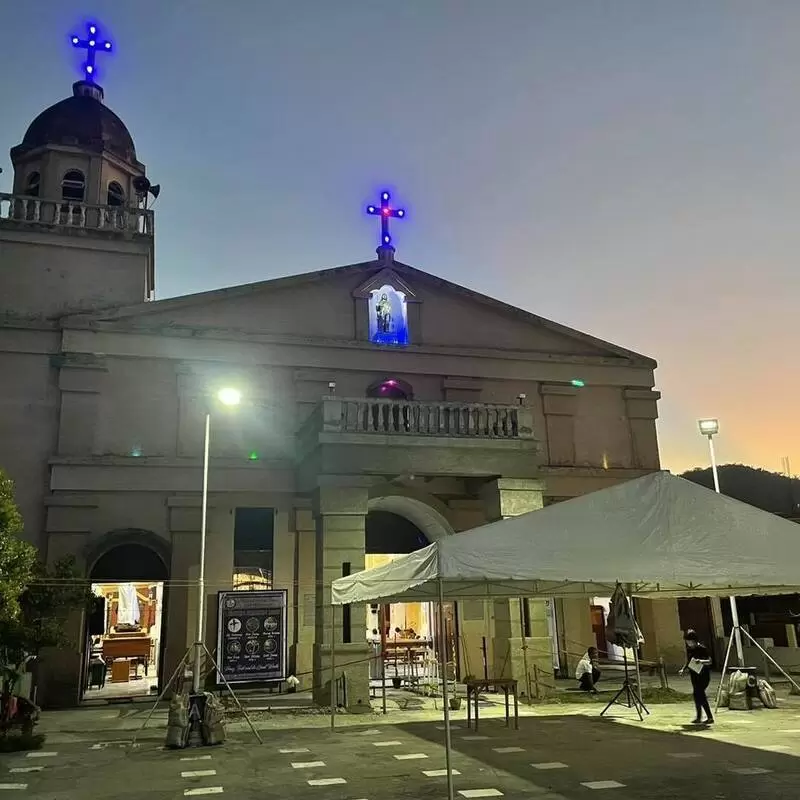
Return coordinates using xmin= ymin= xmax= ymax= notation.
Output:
xmin=0 ymin=24 xmax=156 ymax=318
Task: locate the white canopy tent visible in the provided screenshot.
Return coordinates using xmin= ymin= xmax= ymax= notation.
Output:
xmin=333 ymin=471 xmax=800 ymax=605
xmin=331 ymin=471 xmax=800 ymax=800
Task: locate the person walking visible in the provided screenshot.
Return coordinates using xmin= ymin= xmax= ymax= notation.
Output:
xmin=680 ymin=629 xmax=714 ymax=724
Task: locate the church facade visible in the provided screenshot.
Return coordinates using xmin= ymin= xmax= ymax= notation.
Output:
xmin=0 ymin=70 xmax=686 ymax=708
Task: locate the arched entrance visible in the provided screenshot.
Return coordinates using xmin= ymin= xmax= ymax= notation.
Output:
xmin=84 ymin=532 xmax=171 ymax=702
xmin=365 ymin=496 xmax=459 ymax=682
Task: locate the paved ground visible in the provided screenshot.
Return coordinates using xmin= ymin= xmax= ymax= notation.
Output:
xmin=4 ymin=695 xmax=800 ymax=799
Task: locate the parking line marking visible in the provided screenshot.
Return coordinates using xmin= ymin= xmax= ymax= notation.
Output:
xmin=278 ymin=748 xmax=310 ymax=754
xmin=492 ymin=747 xmax=525 ymax=754
xmin=291 ymin=762 xmax=325 ymax=769
xmin=183 ymin=790 xmax=223 ymax=797
xmin=394 ymin=753 xmax=428 ymax=760
xmin=372 ymin=741 xmax=403 ymax=747
xmin=531 ymin=762 xmax=568 ymax=770
xmin=181 ymin=770 xmax=217 ymax=778
xmin=458 ymin=791 xmax=503 ymax=798
xmin=423 ymin=769 xmax=461 ymax=777
xmin=729 ymin=767 xmax=772 ymax=775
xmin=581 ymin=781 xmax=626 ymax=789
xmin=25 ymin=752 xmax=58 ymax=759
xmin=307 ymin=778 xmax=347 ymax=786
xmin=181 ymin=755 xmax=213 ymax=762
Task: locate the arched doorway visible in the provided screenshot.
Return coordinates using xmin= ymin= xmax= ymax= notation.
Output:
xmin=84 ymin=533 xmax=170 ymax=702
xmin=365 ymin=497 xmax=459 ymax=683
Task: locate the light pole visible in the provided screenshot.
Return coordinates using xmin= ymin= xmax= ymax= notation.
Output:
xmin=697 ymin=418 xmax=744 ymax=665
xmin=193 ymin=387 xmax=242 ymax=695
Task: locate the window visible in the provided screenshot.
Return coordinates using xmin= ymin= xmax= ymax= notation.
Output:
xmin=61 ymin=170 xmax=85 ymax=202
xmin=233 ymin=508 xmax=274 ymax=591
xmin=107 ymin=181 xmax=125 ymax=207
xmin=25 ymin=171 xmax=40 ymax=197
xmin=368 ymin=284 xmax=409 ymax=346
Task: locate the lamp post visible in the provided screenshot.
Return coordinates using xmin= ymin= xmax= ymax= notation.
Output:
xmin=193 ymin=387 xmax=242 ymax=694
xmin=697 ymin=418 xmax=744 ymax=665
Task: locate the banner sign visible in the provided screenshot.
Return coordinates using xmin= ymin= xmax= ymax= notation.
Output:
xmin=216 ymin=589 xmax=288 ymax=684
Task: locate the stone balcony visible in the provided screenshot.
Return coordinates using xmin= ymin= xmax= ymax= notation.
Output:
xmin=0 ymin=192 xmax=154 ymax=238
xmin=297 ymin=397 xmax=541 ymax=485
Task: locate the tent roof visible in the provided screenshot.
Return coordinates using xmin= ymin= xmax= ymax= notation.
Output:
xmin=332 ymin=471 xmax=800 ymax=605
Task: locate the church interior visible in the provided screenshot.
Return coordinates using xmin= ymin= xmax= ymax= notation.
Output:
xmin=84 ymin=581 xmax=164 ymax=700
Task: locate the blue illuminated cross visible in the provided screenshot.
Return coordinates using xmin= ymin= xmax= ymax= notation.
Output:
xmin=71 ymin=23 xmax=113 ymax=83
xmin=366 ymin=191 xmax=406 ymax=247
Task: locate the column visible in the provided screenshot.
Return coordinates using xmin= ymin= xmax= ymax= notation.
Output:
xmin=292 ymin=507 xmax=316 ymax=690
xmin=637 ymin=598 xmax=686 ymax=670
xmin=479 ymin=478 xmax=555 ymax=698
xmin=312 ymin=485 xmax=371 ymax=711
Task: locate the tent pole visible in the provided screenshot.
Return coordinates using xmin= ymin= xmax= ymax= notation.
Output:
xmin=379 ymin=604 xmax=388 ymax=715
xmin=519 ymin=598 xmax=532 ymax=703
xmin=330 ymin=602 xmax=336 ymax=730
xmin=437 ymin=578 xmax=455 ymax=800
xmin=739 ymin=625 xmax=800 ymax=694
xmin=714 ymin=625 xmax=735 ymax=713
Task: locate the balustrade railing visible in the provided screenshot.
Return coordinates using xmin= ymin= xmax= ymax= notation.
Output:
xmin=315 ymin=397 xmax=533 ymax=440
xmin=0 ymin=192 xmax=154 ymax=236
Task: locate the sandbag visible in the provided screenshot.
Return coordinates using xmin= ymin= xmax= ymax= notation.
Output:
xmin=757 ymin=679 xmax=778 ymax=709
xmin=165 ymin=691 xmax=190 ymax=749
xmin=201 ymin=692 xmax=226 ymax=746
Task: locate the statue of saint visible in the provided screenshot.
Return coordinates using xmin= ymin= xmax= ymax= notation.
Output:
xmin=376 ymin=292 xmax=392 ymax=333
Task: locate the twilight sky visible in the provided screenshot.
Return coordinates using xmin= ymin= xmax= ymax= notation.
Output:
xmin=2 ymin=2 xmax=797 ymax=475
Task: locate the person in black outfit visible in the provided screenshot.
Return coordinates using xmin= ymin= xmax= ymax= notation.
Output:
xmin=680 ymin=629 xmax=714 ymax=724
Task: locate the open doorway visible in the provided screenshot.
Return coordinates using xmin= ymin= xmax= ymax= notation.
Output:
xmin=83 ymin=540 xmax=169 ymax=702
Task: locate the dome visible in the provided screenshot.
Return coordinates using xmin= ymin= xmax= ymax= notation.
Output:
xmin=12 ymin=81 xmax=136 ymax=164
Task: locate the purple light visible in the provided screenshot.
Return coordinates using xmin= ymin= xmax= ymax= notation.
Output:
xmin=367 ymin=206 xmax=375 ymax=213
xmin=85 ymin=64 xmax=94 ymax=74
xmin=383 ymin=234 xmax=391 ymax=244
xmin=382 ymin=192 xmax=389 ymax=200
xmin=386 ymin=380 xmax=397 ymax=386
xmin=382 ymin=207 xmax=390 ymax=215
xmin=397 ymin=209 xmax=405 ymax=217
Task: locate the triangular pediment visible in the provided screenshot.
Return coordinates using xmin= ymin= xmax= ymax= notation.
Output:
xmin=60 ymin=257 xmax=655 ymax=366
xmin=351 ymin=267 xmax=417 ymax=300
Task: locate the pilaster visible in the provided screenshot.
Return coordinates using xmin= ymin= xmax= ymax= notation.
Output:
xmin=480 ymin=478 xmax=553 ymax=698
xmin=312 ymin=485 xmax=371 ymax=710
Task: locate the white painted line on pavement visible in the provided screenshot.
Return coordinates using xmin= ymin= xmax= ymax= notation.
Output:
xmin=278 ymin=748 xmax=310 ymax=754
xmin=531 ymin=762 xmax=568 ymax=770
xmin=181 ymin=770 xmax=217 ymax=778
xmin=458 ymin=790 xmax=503 ymax=798
xmin=372 ymin=741 xmax=402 ymax=747
xmin=460 ymin=735 xmax=489 ymax=741
xmin=183 ymin=789 xmax=224 ymax=796
xmin=492 ymin=747 xmax=524 ymax=754
xmin=0 ymin=785 xmax=28 ymax=791
xmin=394 ymin=753 xmax=428 ymax=760
xmin=581 ymin=781 xmax=626 ymax=789
xmin=729 ymin=767 xmax=772 ymax=775
xmin=25 ymin=752 xmax=57 ymax=759
xmin=423 ymin=769 xmax=461 ymax=777
xmin=291 ymin=762 xmax=325 ymax=769
xmin=667 ymin=753 xmax=702 ymax=759
xmin=9 ymin=768 xmax=42 ymax=773
xmin=181 ymin=755 xmax=213 ymax=761
xmin=307 ymin=778 xmax=347 ymax=786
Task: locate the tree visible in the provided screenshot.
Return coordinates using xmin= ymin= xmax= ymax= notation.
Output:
xmin=0 ymin=469 xmax=90 ymax=734
xmin=680 ymin=463 xmax=800 ymax=518
xmin=0 ymin=470 xmax=36 ymax=626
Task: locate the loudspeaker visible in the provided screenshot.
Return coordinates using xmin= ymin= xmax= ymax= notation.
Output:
xmin=88 ymin=596 xmax=106 ymax=635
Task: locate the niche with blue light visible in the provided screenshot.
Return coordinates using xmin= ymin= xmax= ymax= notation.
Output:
xmin=368 ymin=284 xmax=409 ymax=346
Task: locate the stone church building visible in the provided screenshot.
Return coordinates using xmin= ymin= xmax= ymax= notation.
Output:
xmin=0 ymin=72 xmax=686 ymax=708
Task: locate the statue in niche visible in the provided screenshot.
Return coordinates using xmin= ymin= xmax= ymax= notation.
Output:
xmin=376 ymin=292 xmax=392 ymax=333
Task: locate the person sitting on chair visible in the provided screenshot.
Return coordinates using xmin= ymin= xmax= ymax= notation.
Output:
xmin=576 ymin=647 xmax=601 ymax=693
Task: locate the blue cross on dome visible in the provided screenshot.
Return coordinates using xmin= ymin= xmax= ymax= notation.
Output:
xmin=70 ymin=23 xmax=113 ymax=83
xmin=366 ymin=190 xmax=406 ymax=248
